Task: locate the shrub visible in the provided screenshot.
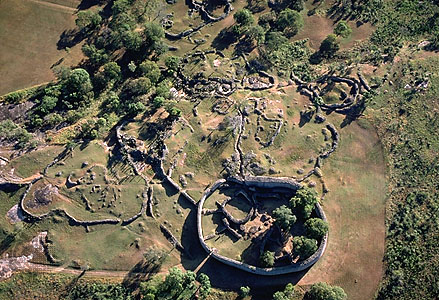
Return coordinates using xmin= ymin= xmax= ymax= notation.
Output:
xmin=240 ymin=286 xmax=251 ymax=298
xmin=334 ymin=21 xmax=352 ymax=38
xmin=260 ymin=250 xmax=275 ymax=267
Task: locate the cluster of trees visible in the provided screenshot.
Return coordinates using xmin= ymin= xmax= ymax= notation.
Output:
xmin=259 ymin=188 xmax=328 ymax=264
xmin=0 ymin=120 xmax=35 ymax=149
xmin=19 ymin=0 xmax=184 ymax=142
xmin=231 ymin=4 xmax=352 ymax=73
xmin=26 ymin=68 xmax=94 ymax=130
xmin=239 ymin=282 xmax=346 ymax=300
xmin=68 ymin=267 xmax=211 ymax=300
xmin=139 ymin=268 xmax=211 ymax=300
xmin=231 ymin=5 xmax=304 ymax=50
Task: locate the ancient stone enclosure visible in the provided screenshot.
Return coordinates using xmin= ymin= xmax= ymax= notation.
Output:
xmin=197 ymin=176 xmax=328 ymax=275
xmin=0 ymin=0 xmax=378 ymax=282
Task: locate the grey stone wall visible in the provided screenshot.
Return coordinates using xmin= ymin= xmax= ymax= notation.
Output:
xmin=197 ymin=177 xmax=328 ymax=275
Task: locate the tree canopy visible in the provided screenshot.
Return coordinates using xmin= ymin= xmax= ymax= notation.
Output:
xmin=304 ymin=282 xmax=347 ymax=300
xmin=290 ymin=187 xmax=319 ymax=219
xmin=273 ymin=205 xmax=297 ymax=231
xmin=319 ymin=34 xmax=340 ymax=58
xmin=305 ymin=218 xmax=329 ymax=240
xmin=260 ymin=250 xmax=275 ymax=267
xmin=234 ymin=9 xmax=255 ymax=27
xmin=334 ymin=21 xmax=352 ymax=38
xmin=293 ymin=236 xmax=318 ymax=260
xmin=276 ymin=8 xmax=303 ymax=37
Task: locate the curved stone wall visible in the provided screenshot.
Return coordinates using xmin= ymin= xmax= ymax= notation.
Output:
xmin=197 ymin=177 xmax=328 ymax=276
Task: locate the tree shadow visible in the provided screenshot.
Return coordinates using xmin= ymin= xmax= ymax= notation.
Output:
xmin=77 ymin=0 xmax=106 ymax=10
xmin=57 ymin=28 xmax=88 ymax=50
xmin=122 ymin=255 xmax=165 ymax=292
xmin=211 ymin=27 xmax=238 ymax=51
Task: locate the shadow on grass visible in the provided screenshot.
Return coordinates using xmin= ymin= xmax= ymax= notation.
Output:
xmin=211 ymin=27 xmax=238 ymax=51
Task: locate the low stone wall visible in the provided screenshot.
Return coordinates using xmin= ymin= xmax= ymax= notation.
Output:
xmin=18 ymin=178 xmax=121 ymax=227
xmin=197 ymin=177 xmax=328 ymax=275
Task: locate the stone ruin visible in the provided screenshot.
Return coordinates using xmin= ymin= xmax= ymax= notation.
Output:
xmin=197 ymin=176 xmax=328 ymax=275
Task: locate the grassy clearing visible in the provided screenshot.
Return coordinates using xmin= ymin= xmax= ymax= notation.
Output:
xmin=0 ymin=0 xmax=83 ymax=95
xmin=8 ymin=146 xmax=64 ymax=178
xmin=298 ymin=119 xmax=386 ymax=300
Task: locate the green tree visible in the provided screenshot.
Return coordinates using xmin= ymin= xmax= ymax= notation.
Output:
xmin=260 ymin=250 xmax=275 ymax=267
xmin=234 ymin=9 xmax=255 ymax=28
xmin=126 ymin=77 xmax=152 ymax=95
xmin=139 ymin=60 xmax=161 ymax=83
xmin=153 ymin=96 xmax=165 ymax=108
xmin=246 ymin=25 xmax=265 ymax=45
xmin=76 ymin=10 xmax=102 ymax=30
xmin=304 ymin=282 xmax=347 ymax=300
xmin=197 ymin=273 xmax=211 ymax=299
xmin=155 ymin=80 xmax=172 ymax=98
xmin=276 ymin=8 xmax=303 ymax=37
xmin=166 ymin=106 xmax=181 ymax=118
xmin=144 ymin=22 xmax=165 ymax=46
xmin=82 ymin=44 xmax=109 ymax=66
xmin=157 ymin=267 xmax=196 ymax=299
xmin=61 ymin=68 xmax=93 ymax=109
xmin=272 ymin=283 xmax=295 ymax=300
xmin=102 ymin=62 xmax=121 ymax=82
xmin=265 ymin=31 xmax=288 ymax=51
xmin=44 ymin=113 xmax=63 ymax=127
xmin=273 ymin=205 xmax=297 ymax=231
xmin=127 ymin=102 xmax=146 ymax=115
xmin=112 ymin=0 xmax=131 ymax=16
xmin=304 ymin=218 xmax=328 ymax=240
xmin=334 ymin=21 xmax=352 ymax=38
xmin=290 ymin=187 xmax=319 ymax=219
xmin=68 ymin=282 xmax=131 ymax=300
xmin=38 ymin=96 xmax=58 ymax=114
xmin=122 ymin=30 xmax=143 ymax=51
xmin=292 ymin=236 xmax=317 ymax=260
xmin=165 ymin=56 xmax=181 ymax=73
xmin=103 ymin=91 xmax=120 ymax=111
xmin=319 ymin=34 xmax=340 ymax=58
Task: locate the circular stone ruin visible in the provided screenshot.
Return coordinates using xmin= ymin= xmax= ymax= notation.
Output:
xmin=197 ymin=176 xmax=328 ymax=276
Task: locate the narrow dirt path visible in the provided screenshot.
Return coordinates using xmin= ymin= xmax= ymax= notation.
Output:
xmin=26 ymin=0 xmax=77 ymax=12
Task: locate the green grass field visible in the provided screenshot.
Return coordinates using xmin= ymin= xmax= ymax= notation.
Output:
xmin=0 ymin=0 xmax=83 ymax=95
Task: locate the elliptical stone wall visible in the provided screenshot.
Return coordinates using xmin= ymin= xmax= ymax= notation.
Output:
xmin=197 ymin=177 xmax=328 ymax=275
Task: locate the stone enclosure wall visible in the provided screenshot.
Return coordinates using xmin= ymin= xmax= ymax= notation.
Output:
xmin=197 ymin=177 xmax=328 ymax=275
